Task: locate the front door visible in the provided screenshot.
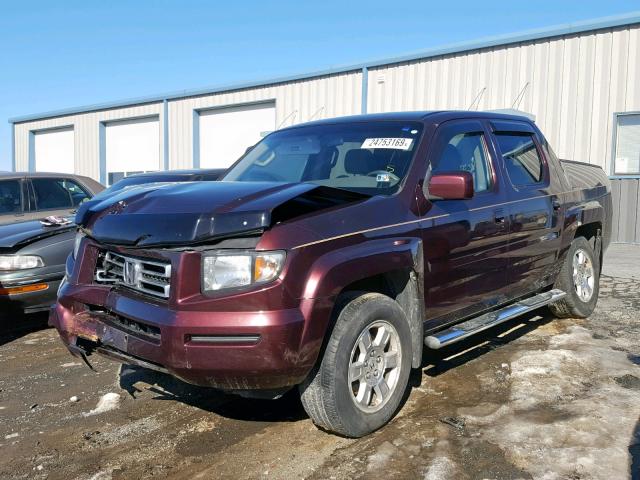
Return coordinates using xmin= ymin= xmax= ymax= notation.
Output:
xmin=420 ymin=119 xmax=512 ymax=326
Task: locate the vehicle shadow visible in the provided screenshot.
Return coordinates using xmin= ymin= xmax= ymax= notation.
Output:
xmin=418 ymin=309 xmax=554 ymax=381
xmin=117 ymin=309 xmax=556 ymax=427
xmin=118 ymin=363 xmax=308 ymax=423
xmin=0 ymin=311 xmax=50 ymax=347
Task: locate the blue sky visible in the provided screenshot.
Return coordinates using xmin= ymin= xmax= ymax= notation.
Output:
xmin=1 ymin=0 xmax=639 ymax=172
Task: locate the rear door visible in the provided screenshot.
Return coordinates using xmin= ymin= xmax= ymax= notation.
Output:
xmin=0 ymin=178 xmax=27 ymax=224
xmin=489 ymin=120 xmax=562 ymax=296
xmin=421 ymin=119 xmax=512 ymax=324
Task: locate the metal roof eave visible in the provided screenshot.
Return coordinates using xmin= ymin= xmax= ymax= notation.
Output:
xmin=8 ymin=10 xmax=640 ymax=125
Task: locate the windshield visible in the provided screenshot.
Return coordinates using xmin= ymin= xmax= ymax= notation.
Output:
xmin=223 ymin=121 xmax=424 ymax=195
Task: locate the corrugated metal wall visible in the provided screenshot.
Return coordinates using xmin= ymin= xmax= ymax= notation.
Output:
xmin=10 ymin=22 xmax=640 ymax=242
xmin=611 ymin=178 xmax=640 ymax=243
xmin=167 ymin=71 xmax=362 ymax=169
xmin=366 ymin=24 xmax=640 ymax=172
xmin=13 ymin=103 xmax=164 ymax=180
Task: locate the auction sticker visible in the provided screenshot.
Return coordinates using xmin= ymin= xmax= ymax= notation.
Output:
xmin=362 ymin=138 xmax=413 ymax=150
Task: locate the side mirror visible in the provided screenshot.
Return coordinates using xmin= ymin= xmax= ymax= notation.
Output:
xmin=427 ymin=172 xmax=474 ymax=200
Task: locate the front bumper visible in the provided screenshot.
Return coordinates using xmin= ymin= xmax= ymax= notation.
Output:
xmin=50 ymin=284 xmax=315 ymax=390
xmin=0 ymin=272 xmax=63 ymax=314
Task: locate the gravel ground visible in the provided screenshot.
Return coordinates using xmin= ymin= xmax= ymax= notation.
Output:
xmin=1 ymin=272 xmax=639 ymax=480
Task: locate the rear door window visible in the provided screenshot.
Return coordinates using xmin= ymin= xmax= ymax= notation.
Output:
xmin=31 ymin=178 xmax=74 ymax=210
xmin=494 ymin=133 xmax=544 ymax=185
xmin=0 ymin=180 xmax=23 ymax=214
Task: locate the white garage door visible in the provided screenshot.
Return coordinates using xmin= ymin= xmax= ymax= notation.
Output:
xmin=105 ymin=117 xmax=160 ymax=185
xmin=34 ymin=128 xmax=74 ymax=173
xmin=199 ymin=103 xmax=276 ymax=168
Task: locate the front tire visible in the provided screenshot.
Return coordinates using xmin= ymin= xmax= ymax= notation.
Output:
xmin=299 ymin=292 xmax=412 ymax=437
xmin=549 ymin=236 xmax=600 ymax=318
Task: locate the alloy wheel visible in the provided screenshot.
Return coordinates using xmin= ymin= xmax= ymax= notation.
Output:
xmin=348 ymin=320 xmax=402 ymax=412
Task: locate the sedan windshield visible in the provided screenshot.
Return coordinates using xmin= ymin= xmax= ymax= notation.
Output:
xmin=223 ymin=121 xmax=423 ymax=195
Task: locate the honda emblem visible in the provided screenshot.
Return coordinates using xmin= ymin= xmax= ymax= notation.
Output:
xmin=123 ymin=259 xmax=140 ymax=286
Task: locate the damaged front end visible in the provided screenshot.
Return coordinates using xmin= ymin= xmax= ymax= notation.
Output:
xmin=51 ymin=180 xmax=366 ymax=393
xmin=75 ymin=180 xmax=366 ymax=248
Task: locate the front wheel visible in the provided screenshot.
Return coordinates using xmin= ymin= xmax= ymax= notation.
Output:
xmin=549 ymin=236 xmax=600 ymax=318
xmin=299 ymin=293 xmax=412 ymax=437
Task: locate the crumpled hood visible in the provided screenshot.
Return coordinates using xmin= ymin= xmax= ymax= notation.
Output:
xmin=76 ymin=181 xmax=339 ymax=247
xmin=0 ymin=220 xmax=75 ymax=250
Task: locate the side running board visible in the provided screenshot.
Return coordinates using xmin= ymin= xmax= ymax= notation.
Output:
xmin=425 ymin=289 xmax=566 ymax=350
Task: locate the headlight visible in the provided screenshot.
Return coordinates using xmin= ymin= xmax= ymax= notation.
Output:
xmin=0 ymin=255 xmax=45 ymax=271
xmin=202 ymin=250 xmax=286 ymax=292
xmin=73 ymin=232 xmax=85 ymax=259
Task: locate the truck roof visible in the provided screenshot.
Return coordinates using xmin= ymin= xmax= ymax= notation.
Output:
xmin=286 ymin=110 xmax=534 ymax=130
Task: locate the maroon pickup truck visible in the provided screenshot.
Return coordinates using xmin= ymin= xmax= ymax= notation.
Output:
xmin=51 ymin=111 xmax=612 ymax=437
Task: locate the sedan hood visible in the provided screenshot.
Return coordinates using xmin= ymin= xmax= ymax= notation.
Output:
xmin=76 ymin=181 xmax=366 ymax=247
xmin=0 ymin=220 xmax=75 ymax=250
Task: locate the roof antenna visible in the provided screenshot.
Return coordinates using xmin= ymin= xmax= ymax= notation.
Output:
xmin=511 ymin=82 xmax=530 ymax=109
xmin=308 ymin=106 xmax=325 ymax=121
xmin=276 ymin=110 xmax=298 ymax=130
xmin=468 ymin=87 xmax=486 ymax=111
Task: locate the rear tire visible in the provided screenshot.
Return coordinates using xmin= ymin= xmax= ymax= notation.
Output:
xmin=549 ymin=236 xmax=600 ymax=318
xmin=299 ymin=292 xmax=412 ymax=438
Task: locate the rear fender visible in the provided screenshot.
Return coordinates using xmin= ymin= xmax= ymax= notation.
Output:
xmin=562 ymin=201 xmax=604 ymax=247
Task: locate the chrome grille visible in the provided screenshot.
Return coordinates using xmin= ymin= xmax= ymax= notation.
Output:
xmin=95 ymin=251 xmax=171 ymax=299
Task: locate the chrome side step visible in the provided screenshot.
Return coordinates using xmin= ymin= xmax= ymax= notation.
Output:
xmin=424 ymin=289 xmax=566 ymax=350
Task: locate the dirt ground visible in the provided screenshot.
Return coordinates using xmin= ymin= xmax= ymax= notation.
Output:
xmin=1 ymin=273 xmax=639 ymax=480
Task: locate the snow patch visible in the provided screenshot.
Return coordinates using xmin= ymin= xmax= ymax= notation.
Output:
xmin=460 ymin=324 xmax=639 ymax=480
xmin=509 ymin=348 xmax=595 ymax=409
xmin=4 ymin=433 xmax=19 ymax=439
xmin=86 ymin=470 xmax=114 ymax=480
xmin=367 ymin=441 xmax=398 ymax=471
xmin=60 ymin=362 xmax=82 ymax=368
xmin=423 ymin=456 xmax=456 ymax=480
xmin=84 ymin=393 xmax=121 ymax=416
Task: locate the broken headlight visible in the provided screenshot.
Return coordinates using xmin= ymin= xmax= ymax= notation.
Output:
xmin=201 ymin=250 xmax=286 ymax=293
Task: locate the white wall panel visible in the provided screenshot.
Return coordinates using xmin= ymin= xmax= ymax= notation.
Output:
xmin=198 ymin=103 xmax=275 ymax=168
xmin=105 ymin=117 xmax=160 ymax=183
xmin=34 ymin=127 xmax=74 ymax=173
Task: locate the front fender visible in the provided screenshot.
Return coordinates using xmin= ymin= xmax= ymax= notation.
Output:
xmin=298 ymin=237 xmax=425 ymax=369
xmin=300 ymin=237 xmax=422 ymax=300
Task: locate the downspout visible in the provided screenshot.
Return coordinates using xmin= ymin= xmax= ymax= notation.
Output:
xmin=10 ymin=122 xmax=15 ymax=172
xmin=361 ymin=67 xmax=368 ymax=114
xmin=163 ymin=99 xmax=169 ymax=170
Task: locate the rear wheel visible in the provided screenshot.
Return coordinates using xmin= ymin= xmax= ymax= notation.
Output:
xmin=299 ymin=292 xmax=412 ymax=437
xmin=549 ymin=236 xmax=600 ymax=318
